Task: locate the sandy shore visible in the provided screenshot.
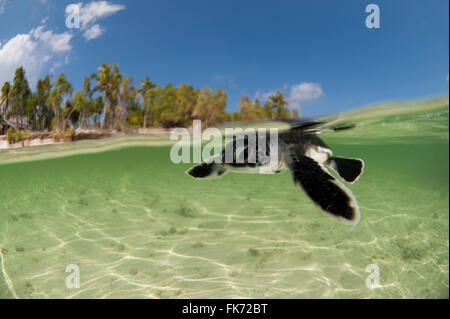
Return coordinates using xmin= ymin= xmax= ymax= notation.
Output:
xmin=0 ymin=128 xmax=172 ymax=150
xmin=0 ymin=138 xmax=63 ymax=150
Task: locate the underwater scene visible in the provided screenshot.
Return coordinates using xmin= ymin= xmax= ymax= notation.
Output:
xmin=0 ymin=97 xmax=448 ymax=299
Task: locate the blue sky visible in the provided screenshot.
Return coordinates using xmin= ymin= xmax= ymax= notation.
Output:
xmin=0 ymin=0 xmax=448 ymax=116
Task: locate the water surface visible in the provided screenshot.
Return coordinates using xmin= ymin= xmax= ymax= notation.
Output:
xmin=0 ymin=99 xmax=448 ymax=298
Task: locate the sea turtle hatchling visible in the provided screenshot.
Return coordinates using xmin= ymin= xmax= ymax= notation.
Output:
xmin=186 ymin=121 xmax=364 ymax=225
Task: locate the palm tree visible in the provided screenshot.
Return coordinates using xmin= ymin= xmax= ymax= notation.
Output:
xmin=93 ymin=96 xmax=104 ymax=127
xmin=78 ymin=76 xmax=94 ymax=128
xmin=94 ymin=64 xmax=112 ymax=129
xmin=94 ymin=63 xmax=122 ymax=129
xmin=176 ymin=83 xmax=196 ymax=126
xmin=0 ymin=82 xmax=11 ymax=132
xmin=49 ymin=74 xmax=73 ymax=130
xmin=193 ymin=87 xmax=227 ymax=127
xmin=238 ymin=92 xmax=255 ymax=121
xmin=267 ymin=91 xmax=289 ymax=120
xmin=119 ymin=76 xmax=134 ymax=106
xmin=62 ymin=91 xmax=85 ymax=129
xmin=117 ymin=76 xmax=134 ymax=130
xmin=9 ymin=67 xmax=31 ymax=128
xmin=33 ymin=75 xmax=53 ymax=131
xmin=108 ymin=64 xmax=122 ymax=129
xmin=136 ymin=77 xmax=157 ymax=129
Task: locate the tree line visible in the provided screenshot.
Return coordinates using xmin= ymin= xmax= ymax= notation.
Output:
xmin=0 ymin=63 xmax=299 ymax=135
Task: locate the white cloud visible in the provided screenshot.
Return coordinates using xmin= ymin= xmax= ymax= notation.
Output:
xmin=254 ymin=82 xmax=323 ymax=109
xmin=289 ymin=82 xmax=323 ymax=109
xmin=66 ymin=1 xmax=125 ymax=40
xmin=0 ymin=0 xmax=125 ymax=85
xmin=0 ymin=26 xmax=73 ymax=86
xmin=79 ymin=1 xmax=125 ymax=28
xmin=0 ymin=0 xmax=7 ymax=14
xmin=83 ymin=24 xmax=104 ymax=41
xmin=31 ymin=26 xmax=73 ymax=52
xmin=0 ymin=1 xmax=125 ymax=86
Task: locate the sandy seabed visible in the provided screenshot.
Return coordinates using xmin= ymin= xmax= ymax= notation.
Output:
xmin=0 ymin=100 xmax=448 ymax=299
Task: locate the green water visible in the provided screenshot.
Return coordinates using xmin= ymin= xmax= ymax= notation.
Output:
xmin=0 ymin=99 xmax=448 ymax=298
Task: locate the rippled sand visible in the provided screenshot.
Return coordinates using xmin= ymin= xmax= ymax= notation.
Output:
xmin=0 ymin=98 xmax=448 ymax=299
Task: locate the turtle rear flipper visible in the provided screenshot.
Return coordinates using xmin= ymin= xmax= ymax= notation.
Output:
xmin=285 ymin=149 xmax=361 ymax=225
xmin=327 ymin=156 xmax=364 ymax=184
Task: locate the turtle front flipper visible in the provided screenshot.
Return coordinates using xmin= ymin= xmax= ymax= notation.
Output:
xmin=186 ymin=158 xmax=227 ymax=179
xmin=284 ymin=149 xmax=361 ymax=225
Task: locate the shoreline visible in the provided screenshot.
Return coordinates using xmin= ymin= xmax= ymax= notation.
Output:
xmin=0 ymin=128 xmax=173 ymax=151
xmin=1 ymin=95 xmax=448 ymax=151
